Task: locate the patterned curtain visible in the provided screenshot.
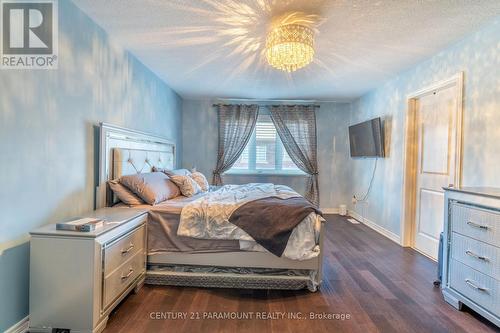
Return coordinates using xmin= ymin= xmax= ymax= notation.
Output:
xmin=212 ymin=104 xmax=259 ymax=185
xmin=269 ymin=105 xmax=320 ymax=206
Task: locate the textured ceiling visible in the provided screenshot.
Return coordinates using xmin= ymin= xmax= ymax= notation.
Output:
xmin=73 ymin=0 xmax=500 ymax=100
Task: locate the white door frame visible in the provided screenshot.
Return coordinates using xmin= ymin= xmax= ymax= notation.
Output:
xmin=400 ymin=72 xmax=464 ymax=248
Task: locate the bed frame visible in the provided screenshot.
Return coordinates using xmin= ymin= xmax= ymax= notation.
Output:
xmin=97 ymin=123 xmax=325 ymax=291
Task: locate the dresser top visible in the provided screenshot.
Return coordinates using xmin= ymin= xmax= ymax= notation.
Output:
xmin=30 ymin=207 xmax=148 ymax=238
xmin=444 ymin=186 xmax=500 ymax=199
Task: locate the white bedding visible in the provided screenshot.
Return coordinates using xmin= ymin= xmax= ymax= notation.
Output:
xmin=177 ymin=183 xmax=323 ymax=260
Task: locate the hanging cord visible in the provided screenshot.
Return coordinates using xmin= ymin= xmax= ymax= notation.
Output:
xmin=355 ymin=158 xmax=378 ymax=202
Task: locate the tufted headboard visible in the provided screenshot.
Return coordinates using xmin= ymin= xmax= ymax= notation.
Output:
xmin=112 ymin=148 xmax=174 ymax=179
xmin=96 ymin=123 xmax=175 ymax=208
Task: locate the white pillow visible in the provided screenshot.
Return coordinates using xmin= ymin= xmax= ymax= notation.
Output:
xmin=190 ymin=171 xmax=209 ymax=192
xmin=169 ymin=174 xmax=201 ymax=197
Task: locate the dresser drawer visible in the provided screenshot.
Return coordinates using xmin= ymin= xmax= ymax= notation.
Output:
xmin=451 ymin=232 xmax=500 ymax=279
xmin=451 ymin=202 xmax=500 ymax=247
xmin=449 ymin=259 xmax=500 ymax=317
xmin=103 ymin=251 xmax=145 ymax=309
xmin=104 ymin=224 xmax=145 ymax=275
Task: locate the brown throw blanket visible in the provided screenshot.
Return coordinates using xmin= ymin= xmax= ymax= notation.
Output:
xmin=228 ymin=196 xmax=322 ymax=257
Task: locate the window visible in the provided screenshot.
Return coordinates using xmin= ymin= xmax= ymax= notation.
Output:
xmin=228 ymin=113 xmax=303 ymax=174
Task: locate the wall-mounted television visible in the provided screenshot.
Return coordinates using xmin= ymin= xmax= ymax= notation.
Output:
xmin=349 ymin=117 xmax=385 ymax=158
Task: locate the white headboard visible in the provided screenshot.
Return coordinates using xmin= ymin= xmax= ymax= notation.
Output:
xmin=97 ymin=123 xmax=175 ymax=208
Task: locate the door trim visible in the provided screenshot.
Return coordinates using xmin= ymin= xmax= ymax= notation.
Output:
xmin=400 ymin=72 xmax=464 ymax=248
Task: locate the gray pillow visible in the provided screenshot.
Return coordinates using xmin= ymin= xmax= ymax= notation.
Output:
xmin=108 ymin=179 xmax=144 ymax=206
xmin=120 ymin=172 xmax=180 ymax=205
xmin=153 ymin=167 xmax=191 ymax=177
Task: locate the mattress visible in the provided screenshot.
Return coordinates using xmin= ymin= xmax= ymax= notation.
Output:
xmin=121 ymin=194 xmax=241 ymax=254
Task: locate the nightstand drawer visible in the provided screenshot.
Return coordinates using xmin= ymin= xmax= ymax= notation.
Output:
xmin=104 ymin=223 xmax=145 ymax=275
xmin=103 ymin=251 xmax=145 ymax=309
xmin=449 ymin=259 xmax=499 ymax=317
xmin=451 ymin=232 xmax=500 ymax=279
xmin=451 ymin=203 xmax=500 ymax=247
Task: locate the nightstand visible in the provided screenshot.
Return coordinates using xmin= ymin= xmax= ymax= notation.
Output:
xmin=29 ymin=207 xmax=148 ymax=333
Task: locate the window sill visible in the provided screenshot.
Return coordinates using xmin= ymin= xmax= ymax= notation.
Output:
xmin=224 ymin=170 xmax=307 ymax=177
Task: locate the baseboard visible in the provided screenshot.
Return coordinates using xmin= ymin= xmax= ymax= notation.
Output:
xmin=4 ymin=316 xmax=29 ymax=333
xmin=320 ymin=207 xmax=339 ymax=215
xmin=348 ymin=210 xmax=401 ymax=244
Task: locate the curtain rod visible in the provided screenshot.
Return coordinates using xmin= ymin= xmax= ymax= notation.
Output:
xmin=212 ymin=103 xmax=320 ymax=107
xmin=212 ymin=97 xmax=340 ymax=105
xmin=214 ymin=99 xmax=323 ymax=102
xmin=213 ymin=97 xmax=343 ymax=102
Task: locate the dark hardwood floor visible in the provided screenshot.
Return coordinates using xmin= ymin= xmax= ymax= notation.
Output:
xmin=104 ymin=215 xmax=498 ymax=333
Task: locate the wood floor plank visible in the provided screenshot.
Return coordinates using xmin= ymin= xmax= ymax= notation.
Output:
xmin=103 ymin=215 xmax=499 ymax=333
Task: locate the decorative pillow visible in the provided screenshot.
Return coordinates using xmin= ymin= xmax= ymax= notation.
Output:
xmin=169 ymin=174 xmax=202 ymax=197
xmin=120 ymin=172 xmax=180 ymax=205
xmin=189 ymin=171 xmax=209 ymax=192
xmin=108 ymin=179 xmax=144 ymax=206
xmin=153 ymin=167 xmax=192 ymax=177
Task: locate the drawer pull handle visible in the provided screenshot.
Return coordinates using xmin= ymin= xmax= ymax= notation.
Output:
xmin=466 ymin=221 xmax=488 ymax=230
xmin=465 ymin=250 xmax=489 ymax=262
xmin=465 ymin=279 xmax=488 ymax=292
xmin=121 ymin=268 xmax=134 ymax=280
xmin=121 ymin=243 xmax=134 ymax=254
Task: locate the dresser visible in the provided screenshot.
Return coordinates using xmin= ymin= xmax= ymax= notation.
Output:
xmin=29 ymin=208 xmax=148 ymax=333
xmin=442 ymin=187 xmax=500 ymax=327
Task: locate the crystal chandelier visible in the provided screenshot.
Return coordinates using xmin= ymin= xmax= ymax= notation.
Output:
xmin=265 ymin=23 xmax=315 ymax=72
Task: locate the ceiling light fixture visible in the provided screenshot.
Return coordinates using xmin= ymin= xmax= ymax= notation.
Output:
xmin=265 ymin=22 xmax=315 ymax=73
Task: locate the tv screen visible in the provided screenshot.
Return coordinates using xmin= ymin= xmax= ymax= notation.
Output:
xmin=349 ymin=117 xmax=384 ymax=157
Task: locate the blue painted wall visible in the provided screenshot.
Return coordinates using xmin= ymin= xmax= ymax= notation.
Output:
xmin=1 ymin=1 xmax=498 ymax=330
xmin=182 ymin=99 xmax=352 ymax=210
xmin=0 ymin=1 xmax=182 ymax=330
xmin=182 ymin=19 xmax=500 ymax=233
xmin=348 ymin=19 xmax=500 ymax=237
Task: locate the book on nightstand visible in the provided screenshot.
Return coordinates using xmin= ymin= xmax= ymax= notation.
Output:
xmin=56 ymin=217 xmax=105 ymax=232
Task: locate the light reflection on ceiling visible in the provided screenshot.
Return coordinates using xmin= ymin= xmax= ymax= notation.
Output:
xmin=73 ymin=0 xmax=500 ymax=100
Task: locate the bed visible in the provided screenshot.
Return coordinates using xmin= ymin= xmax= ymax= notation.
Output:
xmin=96 ymin=123 xmax=325 ymax=291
